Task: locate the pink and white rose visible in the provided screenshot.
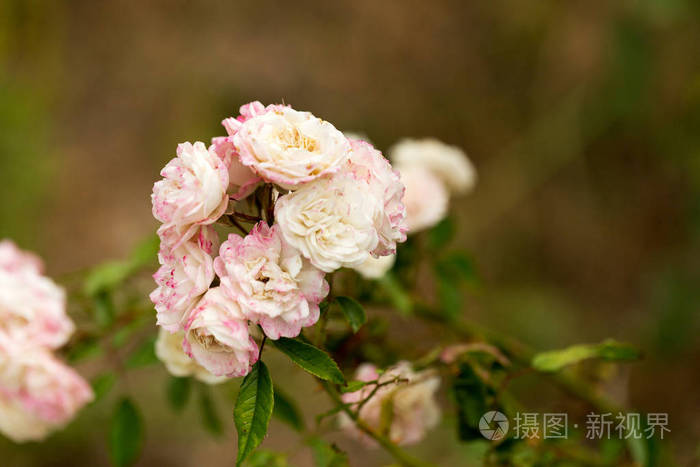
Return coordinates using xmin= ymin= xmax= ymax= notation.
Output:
xmin=344 ymin=139 xmax=407 ymax=256
xmin=0 ymin=339 xmax=93 ymax=443
xmin=183 ymin=287 xmax=258 ymax=378
xmin=151 ymin=141 xmax=229 ymax=244
xmin=340 ymin=361 xmax=441 ymax=446
xmin=210 ymin=137 xmax=261 ymax=201
xmin=397 ymin=165 xmax=449 ymax=233
xmin=231 ymin=104 xmax=351 ymax=189
xmin=150 ymin=226 xmax=219 ymax=333
xmin=390 ymin=138 xmax=476 ymax=194
xmin=155 ymin=328 xmax=226 ymax=385
xmin=215 ymin=222 xmax=328 ymax=340
xmin=275 ymin=175 xmax=382 ymax=272
xmin=221 ymin=101 xmax=271 ymax=138
xmin=0 ymin=240 xmax=43 ymax=275
xmin=0 ymin=241 xmax=74 ymax=350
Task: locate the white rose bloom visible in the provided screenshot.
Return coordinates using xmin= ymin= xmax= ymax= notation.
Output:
xmin=398 ymin=165 xmax=449 ymax=233
xmin=353 ymin=254 xmax=396 ymax=279
xmin=155 ymin=328 xmax=226 ymax=385
xmin=390 ymin=138 xmax=476 ymax=194
xmin=274 ymin=175 xmax=381 ymax=272
xmin=233 ymin=106 xmax=351 ymax=189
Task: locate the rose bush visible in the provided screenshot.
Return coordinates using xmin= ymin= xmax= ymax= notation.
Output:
xmin=4 ymin=100 xmax=641 ymax=467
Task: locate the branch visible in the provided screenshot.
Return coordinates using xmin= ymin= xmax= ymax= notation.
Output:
xmin=415 ymin=307 xmax=623 ymax=413
xmin=354 ymin=377 xmax=408 ymax=416
xmin=318 ymin=380 xmax=437 ymax=467
xmin=230 ymin=211 xmax=263 ymax=224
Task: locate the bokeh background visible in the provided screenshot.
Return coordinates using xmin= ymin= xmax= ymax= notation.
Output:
xmin=1 ymin=0 xmax=699 ymax=465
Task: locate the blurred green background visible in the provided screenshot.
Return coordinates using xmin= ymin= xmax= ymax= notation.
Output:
xmin=1 ymin=0 xmax=699 ymax=465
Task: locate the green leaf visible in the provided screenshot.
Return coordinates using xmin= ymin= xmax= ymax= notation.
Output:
xmin=273 ymin=389 xmax=304 ymax=432
xmin=340 ymin=380 xmax=371 ymax=393
xmin=626 ymin=414 xmax=661 ymax=467
xmin=273 ymin=338 xmax=345 ymax=384
xmin=109 ymin=398 xmax=143 ymax=467
xmin=246 ymin=450 xmax=290 ymax=467
xmin=308 ymin=437 xmax=350 ymax=467
xmin=128 ymin=234 xmax=159 ymax=268
xmin=200 ymin=389 xmax=223 ymax=436
xmin=235 ymin=361 xmax=274 ymax=466
xmin=94 ymin=291 xmax=116 ymax=329
xmin=91 ymin=372 xmax=116 ymax=402
xmin=85 ymin=262 xmax=133 ymax=297
xmin=167 ymin=377 xmax=191 ymax=412
xmin=532 ymin=339 xmax=641 ymax=372
xmin=126 ymin=337 xmax=159 ymax=368
xmin=84 ymin=235 xmax=159 ymax=297
xmin=334 ymin=296 xmax=366 ymax=333
xmin=627 ymin=437 xmax=648 ymax=467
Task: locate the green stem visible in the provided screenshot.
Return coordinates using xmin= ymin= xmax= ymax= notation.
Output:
xmin=258 ymin=335 xmax=267 ymax=360
xmin=314 ymin=275 xmax=335 ymax=347
xmin=230 ymin=211 xmax=262 ymax=223
xmin=319 ymin=381 xmax=437 ymax=467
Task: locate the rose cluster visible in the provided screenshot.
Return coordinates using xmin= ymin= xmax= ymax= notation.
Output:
xmin=0 ymin=240 xmax=93 ymax=442
xmin=151 ymin=102 xmax=407 ymax=379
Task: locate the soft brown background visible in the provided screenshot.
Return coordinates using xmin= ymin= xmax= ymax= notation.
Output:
xmin=1 ymin=0 xmax=699 ymax=465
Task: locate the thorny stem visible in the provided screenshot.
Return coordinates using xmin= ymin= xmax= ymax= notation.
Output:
xmin=258 ymin=335 xmax=267 ymax=360
xmin=229 ymin=216 xmax=248 ymax=235
xmin=353 ymin=377 xmax=408 ymax=416
xmin=218 ymin=214 xmax=248 ymax=235
xmin=314 ymin=274 xmax=335 ymax=347
xmin=319 ymin=380 xmax=437 ymax=467
xmin=230 ymin=211 xmax=263 ymax=223
xmin=266 ymin=185 xmax=275 ymax=225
